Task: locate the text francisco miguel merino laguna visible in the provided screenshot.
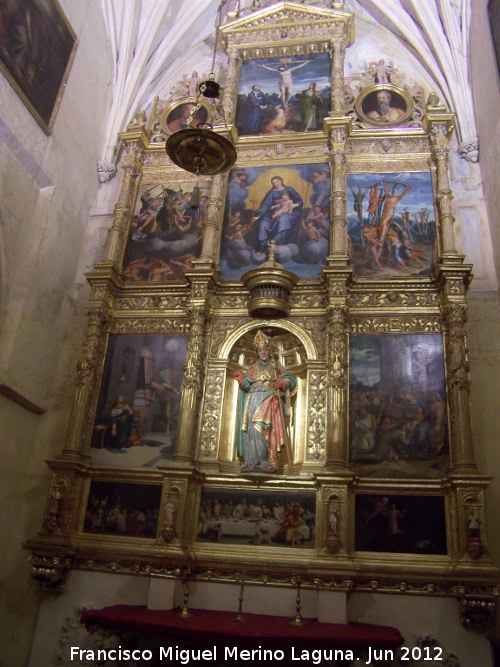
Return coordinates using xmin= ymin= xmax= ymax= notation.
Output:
xmin=70 ymin=645 xmax=402 ymax=664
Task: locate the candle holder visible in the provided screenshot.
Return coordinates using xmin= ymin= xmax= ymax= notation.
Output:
xmin=290 ymin=578 xmax=306 ymax=626
xmin=235 ymin=581 xmax=245 ymax=622
xmin=177 ymin=574 xmax=193 ymax=618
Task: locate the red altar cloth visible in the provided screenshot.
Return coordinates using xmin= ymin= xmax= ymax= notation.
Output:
xmin=81 ymin=605 xmax=404 ymax=648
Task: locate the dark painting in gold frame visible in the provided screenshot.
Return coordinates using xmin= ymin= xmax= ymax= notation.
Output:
xmin=0 ymin=0 xmax=78 ymax=134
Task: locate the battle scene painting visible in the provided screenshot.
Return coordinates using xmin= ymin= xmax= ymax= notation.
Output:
xmin=235 ymin=53 xmax=330 ymax=136
xmin=198 ymin=488 xmax=316 ymax=549
xmin=221 ymin=164 xmax=330 ymax=280
xmin=122 ymin=180 xmax=211 ymax=282
xmin=91 ymin=335 xmax=188 ymax=469
xmin=349 ymin=334 xmax=449 ymax=478
xmin=347 ymin=172 xmax=437 ymax=277
xmin=84 ymin=481 xmax=161 ymax=539
xmin=355 ymin=494 xmax=447 ymax=555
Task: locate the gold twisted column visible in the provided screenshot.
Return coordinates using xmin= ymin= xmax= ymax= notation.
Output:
xmin=172 ymin=306 xmax=208 ymax=464
xmin=101 ymin=152 xmax=141 ymax=267
xmin=60 ymin=308 xmax=108 ymax=459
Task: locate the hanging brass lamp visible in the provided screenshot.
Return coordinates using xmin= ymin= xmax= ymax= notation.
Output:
xmin=165 ymin=4 xmax=236 ymax=176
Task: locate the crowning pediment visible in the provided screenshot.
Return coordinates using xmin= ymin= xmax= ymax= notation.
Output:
xmin=220 ymin=1 xmax=354 ymax=51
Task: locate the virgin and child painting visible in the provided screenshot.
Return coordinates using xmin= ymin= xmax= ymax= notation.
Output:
xmin=122 ymin=180 xmax=211 ymax=282
xmin=347 ymin=172 xmax=437 ymax=277
xmin=198 ymin=489 xmax=316 ymax=549
xmin=349 ymin=334 xmax=449 ymax=478
xmin=84 ymin=481 xmax=161 ymax=539
xmin=355 ymin=494 xmax=447 ymax=555
xmin=221 ymin=164 xmax=330 ymax=280
xmin=91 ymin=335 xmax=187 ymax=469
xmin=235 ymin=53 xmax=330 ymax=136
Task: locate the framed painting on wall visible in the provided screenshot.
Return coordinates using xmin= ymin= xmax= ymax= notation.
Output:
xmin=221 ymin=163 xmax=330 ymax=280
xmin=90 ymin=335 xmax=188 ymax=469
xmin=0 ymin=0 xmax=78 ymax=134
xmin=235 ymin=53 xmax=331 ymax=136
xmin=197 ymin=488 xmax=316 ymax=549
xmin=347 ymin=171 xmax=437 ymax=277
xmin=349 ymin=334 xmax=449 ymax=478
xmin=122 ymin=179 xmax=211 ymax=282
xmin=355 ymin=493 xmax=447 ymax=555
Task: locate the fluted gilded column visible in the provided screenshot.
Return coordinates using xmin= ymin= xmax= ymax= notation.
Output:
xmin=102 ymin=152 xmax=141 ymax=267
xmin=173 ymin=306 xmax=207 ymax=463
xmin=60 ymin=308 xmax=107 ymax=459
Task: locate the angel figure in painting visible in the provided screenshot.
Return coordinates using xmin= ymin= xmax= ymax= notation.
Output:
xmin=234 ymin=330 xmax=297 ymax=473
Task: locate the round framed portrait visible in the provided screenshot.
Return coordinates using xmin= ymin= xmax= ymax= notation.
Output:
xmin=355 ymin=84 xmax=413 ymax=127
xmin=160 ymin=98 xmax=211 ymax=136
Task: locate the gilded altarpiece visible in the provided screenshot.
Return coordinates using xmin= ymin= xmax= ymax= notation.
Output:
xmin=26 ymin=2 xmax=498 ymax=630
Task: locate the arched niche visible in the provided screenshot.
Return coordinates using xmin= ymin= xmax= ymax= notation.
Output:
xmin=204 ymin=320 xmax=322 ymax=475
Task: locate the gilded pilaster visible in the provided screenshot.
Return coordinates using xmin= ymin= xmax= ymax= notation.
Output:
xmin=324 ymin=119 xmax=351 ymax=263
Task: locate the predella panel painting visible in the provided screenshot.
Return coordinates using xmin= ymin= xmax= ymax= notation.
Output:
xmin=349 ymin=334 xmax=449 ymax=478
xmin=235 ymin=53 xmax=331 ymax=137
xmin=91 ymin=335 xmax=187 ymax=468
xmin=122 ymin=180 xmax=211 ymax=282
xmin=221 ymin=164 xmax=330 ymax=280
xmin=355 ymin=494 xmax=447 ymax=555
xmin=347 ymin=172 xmax=437 ymax=277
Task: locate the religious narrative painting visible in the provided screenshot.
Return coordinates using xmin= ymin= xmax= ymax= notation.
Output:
xmin=0 ymin=0 xmax=77 ymax=134
xmin=161 ymin=99 xmax=210 ymax=135
xmin=90 ymin=335 xmax=188 ymax=469
xmin=221 ymin=164 xmax=330 ymax=280
xmin=347 ymin=172 xmax=437 ymax=277
xmin=198 ymin=489 xmax=316 ymax=549
xmin=355 ymin=494 xmax=447 ymax=555
xmin=235 ymin=53 xmax=331 ymax=136
xmin=349 ymin=334 xmax=449 ymax=478
xmin=122 ymin=180 xmax=211 ymax=282
xmin=83 ymin=481 xmax=161 ymax=539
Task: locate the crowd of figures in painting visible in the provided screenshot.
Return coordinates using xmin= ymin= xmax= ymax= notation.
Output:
xmin=84 ymin=482 xmax=161 ymax=539
xmin=349 ymin=334 xmax=449 ymax=478
xmin=198 ymin=490 xmax=316 ymax=549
